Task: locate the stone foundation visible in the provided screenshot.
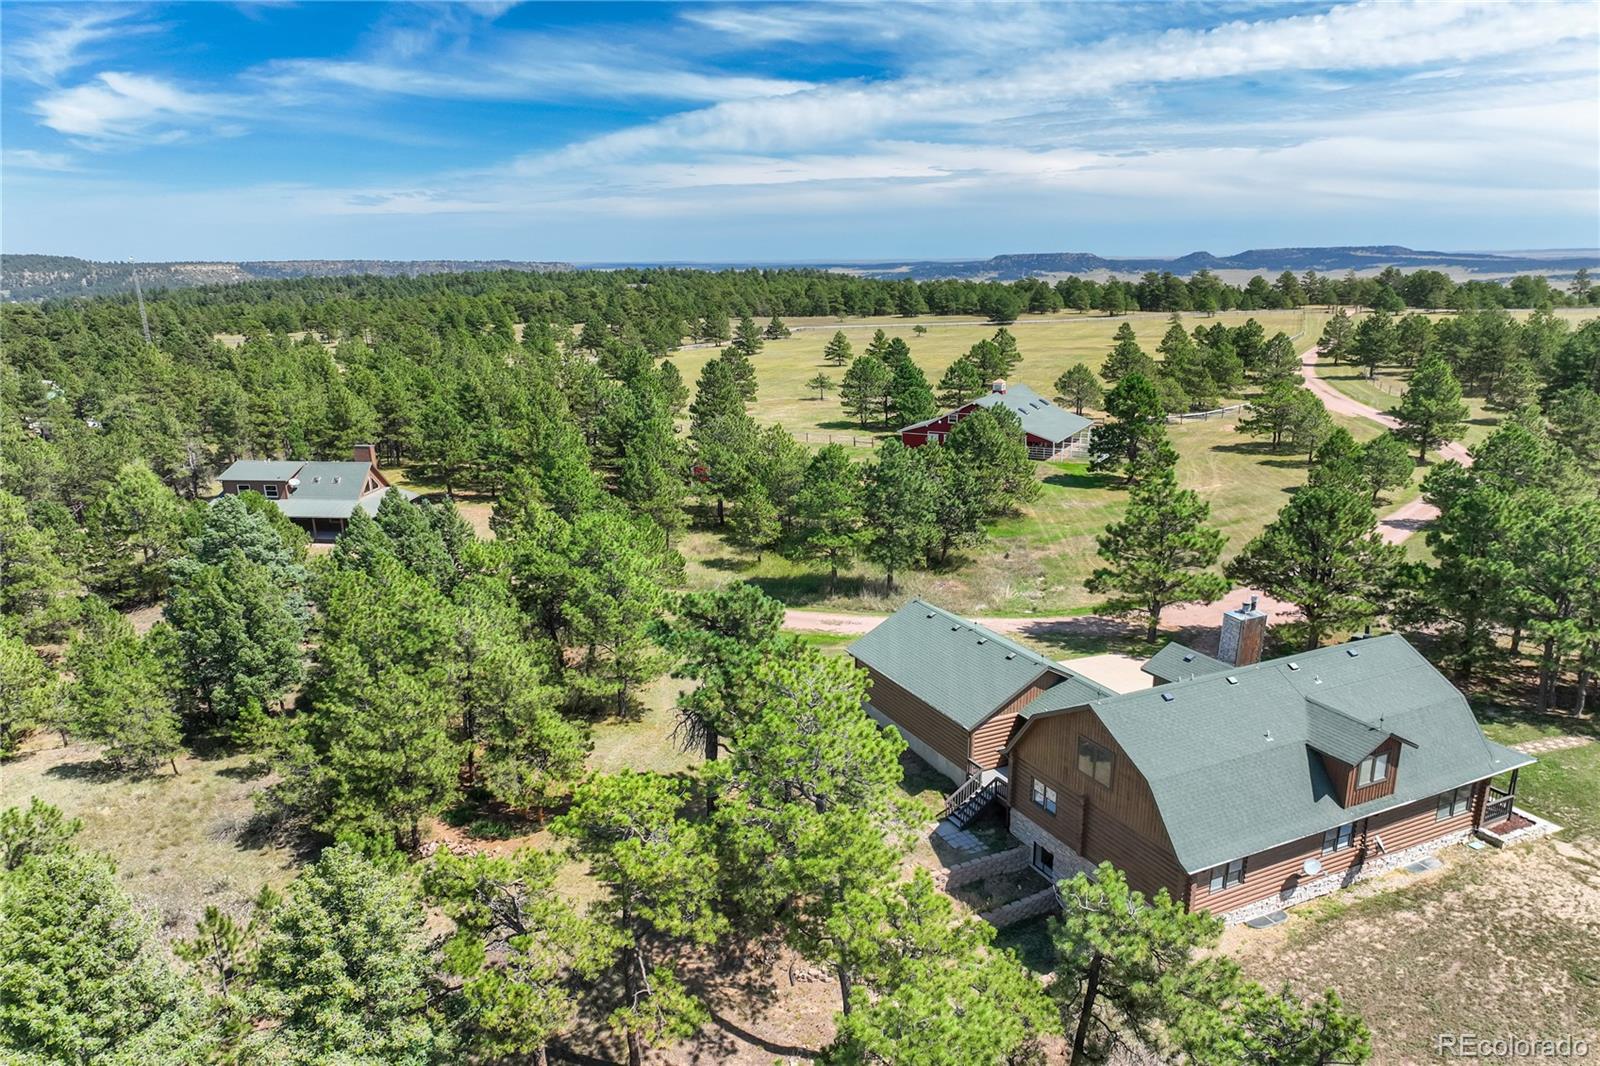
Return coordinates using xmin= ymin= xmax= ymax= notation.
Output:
xmin=939 ymin=845 xmax=1029 ymax=891
xmin=1219 ymin=830 xmax=1473 ymax=926
xmin=1007 ymin=810 xmax=1096 ymax=881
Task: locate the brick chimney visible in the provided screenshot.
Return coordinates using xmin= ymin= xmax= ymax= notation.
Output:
xmin=352 ymin=443 xmax=377 ymax=468
xmin=991 ymin=378 xmax=1007 ymax=394
xmin=1218 ymin=596 xmax=1267 ymax=667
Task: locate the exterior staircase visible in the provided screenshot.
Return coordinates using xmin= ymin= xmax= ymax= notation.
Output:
xmin=942 ymin=773 xmax=1004 ymax=830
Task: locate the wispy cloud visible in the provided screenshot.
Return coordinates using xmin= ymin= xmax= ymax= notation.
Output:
xmin=3 ymin=7 xmax=153 ymax=86
xmin=1 ymin=148 xmax=82 ymax=172
xmin=36 ymin=72 xmax=243 ymax=144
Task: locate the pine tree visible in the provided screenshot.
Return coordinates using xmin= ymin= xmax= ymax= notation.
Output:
xmin=785 ymin=444 xmax=865 ymax=593
xmin=0 ymin=840 xmax=208 ymax=1062
xmin=823 ymin=872 xmax=1055 ymax=1065
xmin=63 ymin=606 xmax=183 ymax=775
xmin=1087 ymin=456 xmax=1230 ymax=641
xmin=1391 ymin=353 xmax=1468 ymax=461
xmin=1349 ymin=310 xmax=1397 ymax=381
xmin=1256 ymin=331 xmax=1303 ymax=386
xmin=936 ymin=359 xmax=982 ymax=406
xmin=562 ymin=511 xmax=669 ymax=715
xmin=763 ymin=314 xmax=791 ymax=340
xmin=823 ymin=330 xmax=854 ymax=366
xmin=1051 ymin=863 xmax=1222 ymax=1065
xmin=731 ymin=314 xmax=765 ymax=358
xmin=1101 ymin=323 xmax=1154 ymax=384
xmin=1054 ymin=363 xmax=1104 ymax=415
xmin=83 ymin=461 xmax=185 ymax=606
xmin=1091 ymin=373 xmax=1169 ymax=482
xmin=807 ymin=372 xmax=836 ymax=400
xmin=424 ymin=848 xmax=617 ymax=1066
xmin=1226 ymin=485 xmax=1402 ymax=649
xmin=1317 ymin=308 xmax=1353 ymax=364
xmin=249 ymin=844 xmax=449 ymax=1065
xmin=946 ymin=406 xmax=1039 ymax=515
xmin=727 ymin=487 xmax=781 ymax=561
xmin=841 ymin=354 xmax=891 ymax=428
xmin=0 ymin=490 xmax=79 ymax=643
xmin=1287 ymin=390 xmax=1334 ymax=462
xmin=165 ymin=550 xmax=305 ymax=744
xmin=1235 ymin=381 xmax=1306 ymax=452
xmin=0 ymin=629 xmax=57 ymax=758
xmin=863 ymin=442 xmax=938 ymax=589
xmin=888 ymin=358 xmax=937 ymax=426
xmin=553 ymin=772 xmax=724 ymax=1066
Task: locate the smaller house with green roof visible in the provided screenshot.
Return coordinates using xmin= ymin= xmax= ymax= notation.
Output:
xmin=216 ymin=444 xmax=414 ymax=539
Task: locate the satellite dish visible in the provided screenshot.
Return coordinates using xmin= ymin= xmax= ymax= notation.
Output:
xmin=1301 ymin=858 xmax=1323 ymax=877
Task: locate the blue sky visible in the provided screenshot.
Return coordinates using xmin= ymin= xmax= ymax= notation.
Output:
xmin=2 ymin=1 xmax=1597 ymax=262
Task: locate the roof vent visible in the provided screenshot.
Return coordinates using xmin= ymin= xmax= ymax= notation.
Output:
xmin=333 ymin=475 xmax=342 ymax=484
xmin=312 ymin=475 xmax=321 ymax=483
xmin=1182 ymin=653 xmax=1195 ymax=663
xmin=1313 ymin=675 xmax=1323 ymax=684
xmin=1005 ymin=653 xmax=1016 ymax=660
xmin=1287 ymin=662 xmax=1300 ymax=671
xmin=951 ymin=625 xmax=960 ymax=631
xmin=1161 ymin=692 xmax=1175 ymax=702
xmin=1226 ymin=676 xmax=1239 ymax=685
xmin=926 ymin=612 xmax=935 ymax=618
xmin=1264 ymin=730 xmax=1275 ymax=742
xmin=976 ymin=638 xmax=987 ymax=645
xmin=1346 ymin=648 xmax=1360 ymax=657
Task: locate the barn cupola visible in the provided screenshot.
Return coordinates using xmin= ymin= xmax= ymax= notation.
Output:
xmin=991 ymin=378 xmax=1007 ymax=393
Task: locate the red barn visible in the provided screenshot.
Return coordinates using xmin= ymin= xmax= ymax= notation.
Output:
xmin=901 ymin=379 xmax=1092 ymax=461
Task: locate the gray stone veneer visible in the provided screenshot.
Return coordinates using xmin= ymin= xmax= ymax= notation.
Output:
xmin=1218 ymin=829 xmax=1473 ymax=925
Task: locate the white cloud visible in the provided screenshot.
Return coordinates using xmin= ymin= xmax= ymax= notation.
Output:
xmin=36 ymin=72 xmax=241 ymax=144
xmin=1 ymin=148 xmax=81 ymax=172
xmin=3 ymin=7 xmax=149 ymax=86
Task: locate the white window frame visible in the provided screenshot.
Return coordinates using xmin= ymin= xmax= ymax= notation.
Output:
xmin=1321 ymin=822 xmax=1355 ymax=854
xmin=1208 ymin=858 xmax=1245 ymax=892
xmin=1031 ymin=778 xmax=1057 ymax=815
xmin=262 ymin=483 xmax=280 ymax=499
xmin=1357 ymin=751 xmax=1390 ymax=788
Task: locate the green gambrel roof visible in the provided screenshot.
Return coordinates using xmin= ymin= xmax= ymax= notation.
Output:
xmin=849 ymin=599 xmax=1113 ymax=731
xmin=1305 ymin=698 xmax=1414 ymax=764
xmin=1142 ymin=642 xmax=1230 ymax=684
xmin=1077 ymin=635 xmax=1534 ymax=873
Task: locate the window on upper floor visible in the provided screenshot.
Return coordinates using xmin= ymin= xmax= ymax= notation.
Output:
xmin=262 ymin=484 xmax=279 ymax=499
xmin=1077 ymin=738 xmax=1114 ymax=788
xmin=1031 ymin=778 xmax=1057 ymax=815
xmin=1436 ymin=785 xmax=1473 ymax=821
xmin=1321 ymin=822 xmax=1355 ymax=854
xmin=1208 ymin=858 xmax=1245 ymax=892
xmin=1356 ymin=751 xmax=1390 ymax=788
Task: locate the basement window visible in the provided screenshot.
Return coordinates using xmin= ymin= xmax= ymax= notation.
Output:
xmin=1208 ymin=858 xmax=1246 ymax=892
xmin=1321 ymin=822 xmax=1355 ymax=854
xmin=1077 ymin=738 xmax=1114 ymax=788
xmin=1031 ymin=778 xmax=1057 ymax=815
xmin=1357 ymin=752 xmax=1390 ymax=788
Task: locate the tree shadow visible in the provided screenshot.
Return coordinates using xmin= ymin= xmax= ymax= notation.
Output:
xmin=1043 ymin=469 xmax=1118 ymax=491
xmin=43 ymin=758 xmax=129 ymax=784
xmin=747 ymin=573 xmax=866 ymax=605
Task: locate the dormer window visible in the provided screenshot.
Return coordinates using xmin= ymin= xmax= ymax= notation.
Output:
xmin=1357 ymin=751 xmax=1390 ymax=787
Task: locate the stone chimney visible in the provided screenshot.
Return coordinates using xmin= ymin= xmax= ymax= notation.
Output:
xmin=991 ymin=378 xmax=1007 ymax=394
xmin=1218 ymin=596 xmax=1267 ymax=667
xmin=352 ymin=443 xmax=377 ymax=468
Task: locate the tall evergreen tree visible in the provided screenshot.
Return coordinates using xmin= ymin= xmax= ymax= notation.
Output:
xmin=1087 ymin=456 xmax=1230 ymax=641
xmin=1054 ymin=363 xmax=1104 ymax=415
xmin=1390 ymin=353 xmax=1468 ymax=462
xmin=1226 ymin=486 xmax=1401 ymax=649
xmin=863 ymin=441 xmax=938 ymax=590
xmin=1091 ymin=373 xmax=1169 ymax=482
xmin=785 ymin=444 xmax=865 ymax=594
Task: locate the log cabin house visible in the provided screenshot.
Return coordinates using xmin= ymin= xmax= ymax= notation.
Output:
xmin=215 ymin=444 xmax=415 ymax=540
xmin=899 ymin=379 xmax=1093 ymax=461
xmin=851 ymin=599 xmax=1534 ymax=923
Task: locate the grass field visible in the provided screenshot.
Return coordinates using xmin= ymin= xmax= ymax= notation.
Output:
xmin=673 ymin=308 xmax=1325 ymax=453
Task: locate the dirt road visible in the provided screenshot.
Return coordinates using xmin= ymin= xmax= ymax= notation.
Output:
xmin=787 ymin=348 xmax=1472 ymax=641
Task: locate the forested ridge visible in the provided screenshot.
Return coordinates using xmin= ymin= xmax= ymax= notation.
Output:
xmin=1 ymin=262 xmax=1597 ymax=1064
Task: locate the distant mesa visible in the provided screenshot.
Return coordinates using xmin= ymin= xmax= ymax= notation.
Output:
xmin=3 ymin=245 xmax=1596 ymax=302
